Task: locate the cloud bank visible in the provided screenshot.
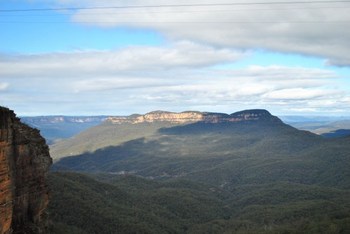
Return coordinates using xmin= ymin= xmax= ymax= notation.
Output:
xmin=60 ymin=0 xmax=350 ymax=66
xmin=0 ymin=41 xmax=244 ymax=77
xmin=2 ymin=1 xmax=349 ymax=115
xmin=1 ymin=42 xmax=348 ymax=115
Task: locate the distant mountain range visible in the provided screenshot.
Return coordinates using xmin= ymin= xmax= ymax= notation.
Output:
xmin=21 ymin=116 xmax=107 ymax=144
xmin=22 ymin=112 xmax=350 ymax=147
xmin=291 ymin=119 xmax=350 ymax=137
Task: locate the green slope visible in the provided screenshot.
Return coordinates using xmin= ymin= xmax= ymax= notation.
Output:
xmin=49 ymin=109 xmax=284 ymax=160
xmin=48 ymin=172 xmax=230 ymax=234
xmin=49 ymin=172 xmax=350 ymax=234
xmin=50 ymin=121 xmax=179 ymax=160
xmin=49 ymin=111 xmax=350 ymax=233
xmin=53 ymin=120 xmax=350 ymax=189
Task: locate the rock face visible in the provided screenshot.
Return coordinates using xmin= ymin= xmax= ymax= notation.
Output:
xmin=107 ymin=109 xmax=281 ymax=124
xmin=0 ymin=107 xmax=52 ymax=234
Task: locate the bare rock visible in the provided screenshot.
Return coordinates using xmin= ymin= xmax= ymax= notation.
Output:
xmin=0 ymin=107 xmax=52 ymax=234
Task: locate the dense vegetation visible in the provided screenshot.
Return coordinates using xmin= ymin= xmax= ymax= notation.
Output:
xmin=49 ymin=172 xmax=350 ymax=233
xmin=49 ymin=115 xmax=350 ymax=233
xmin=53 ymin=121 xmax=350 ymax=189
xmin=50 ymin=121 xmax=179 ymax=160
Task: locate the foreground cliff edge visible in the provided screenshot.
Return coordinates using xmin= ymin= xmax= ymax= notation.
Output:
xmin=0 ymin=107 xmax=52 ymax=234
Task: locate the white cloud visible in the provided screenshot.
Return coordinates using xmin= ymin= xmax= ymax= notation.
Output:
xmin=1 ymin=45 xmax=348 ymax=115
xmin=3 ymin=0 xmax=347 ymax=116
xmin=71 ymin=78 xmax=176 ymax=92
xmin=262 ymin=88 xmax=340 ymax=100
xmin=61 ymin=0 xmax=350 ymax=66
xmin=0 ymin=41 xmax=244 ymax=78
xmin=0 ymin=83 xmax=9 ymax=91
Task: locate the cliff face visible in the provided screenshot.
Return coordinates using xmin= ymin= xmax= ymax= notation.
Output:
xmin=0 ymin=107 xmax=52 ymax=234
xmin=107 ymin=109 xmax=281 ymax=124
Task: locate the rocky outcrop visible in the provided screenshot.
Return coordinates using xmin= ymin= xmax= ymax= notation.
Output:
xmin=108 ymin=111 xmax=205 ymax=124
xmin=0 ymin=107 xmax=52 ymax=234
xmin=107 ymin=109 xmax=281 ymax=124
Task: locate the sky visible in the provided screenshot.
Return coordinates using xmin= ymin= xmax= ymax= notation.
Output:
xmin=1 ymin=0 xmax=350 ymax=116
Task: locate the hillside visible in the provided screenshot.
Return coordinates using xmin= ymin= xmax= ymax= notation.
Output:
xmin=48 ymin=172 xmax=350 ymax=234
xmin=48 ymin=109 xmax=350 ymax=233
xmin=52 ymin=109 xmax=349 ymax=189
xmin=50 ymin=121 xmax=180 ymax=160
xmin=50 ymin=109 xmax=285 ymax=160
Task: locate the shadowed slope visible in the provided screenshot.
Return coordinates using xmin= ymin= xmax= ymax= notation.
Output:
xmin=51 ymin=112 xmax=350 ymax=189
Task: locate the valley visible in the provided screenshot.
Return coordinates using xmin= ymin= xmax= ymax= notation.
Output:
xmin=44 ymin=109 xmax=350 ymax=233
xmin=4 ymin=1 xmax=350 ymax=233
xmin=21 ymin=116 xmax=107 ymax=145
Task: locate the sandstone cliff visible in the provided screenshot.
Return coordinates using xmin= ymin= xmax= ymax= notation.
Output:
xmin=107 ymin=109 xmax=281 ymax=124
xmin=0 ymin=107 xmax=52 ymax=234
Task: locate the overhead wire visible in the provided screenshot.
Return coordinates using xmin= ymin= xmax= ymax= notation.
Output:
xmin=1 ymin=0 xmax=350 ymax=12
xmin=0 ymin=1 xmax=349 ymax=25
xmin=0 ymin=20 xmax=349 ymax=24
xmin=2 ymin=5 xmax=350 ymax=17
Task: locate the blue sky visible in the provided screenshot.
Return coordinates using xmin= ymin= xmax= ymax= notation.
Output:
xmin=1 ymin=0 xmax=350 ymax=116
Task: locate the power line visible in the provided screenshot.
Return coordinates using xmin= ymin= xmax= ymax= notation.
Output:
xmin=1 ymin=20 xmax=349 ymax=24
xmin=2 ymin=5 xmax=350 ymax=17
xmin=1 ymin=1 xmax=350 ymax=12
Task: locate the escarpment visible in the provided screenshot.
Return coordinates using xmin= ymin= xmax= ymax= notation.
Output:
xmin=0 ymin=107 xmax=52 ymax=234
xmin=107 ymin=109 xmax=281 ymax=124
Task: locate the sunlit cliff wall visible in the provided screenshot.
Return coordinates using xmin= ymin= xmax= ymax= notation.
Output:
xmin=107 ymin=109 xmax=280 ymax=124
xmin=0 ymin=107 xmax=52 ymax=234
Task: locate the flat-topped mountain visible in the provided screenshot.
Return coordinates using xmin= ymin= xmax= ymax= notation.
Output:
xmin=107 ymin=109 xmax=280 ymax=124
xmin=52 ymin=107 xmax=350 ymax=189
xmin=50 ymin=109 xmax=283 ymax=159
xmin=47 ymin=108 xmax=350 ymax=233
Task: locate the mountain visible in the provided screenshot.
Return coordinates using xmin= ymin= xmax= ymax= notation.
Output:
xmin=283 ymin=117 xmax=350 ymax=138
xmin=317 ymin=120 xmax=350 ymax=138
xmin=106 ymin=109 xmax=277 ymax=124
xmin=21 ymin=116 xmax=107 ymax=144
xmin=0 ymin=107 xmax=52 ymax=234
xmin=322 ymin=129 xmax=350 ymax=138
xmin=280 ymin=115 xmax=349 ymax=124
xmin=52 ymin=109 xmax=350 ymax=188
xmin=2 ymin=107 xmax=348 ymax=233
xmin=49 ymin=108 xmax=350 ymax=233
xmin=50 ymin=109 xmax=282 ymax=160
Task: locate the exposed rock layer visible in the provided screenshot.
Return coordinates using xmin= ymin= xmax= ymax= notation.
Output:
xmin=107 ymin=109 xmax=281 ymax=124
xmin=0 ymin=107 xmax=52 ymax=234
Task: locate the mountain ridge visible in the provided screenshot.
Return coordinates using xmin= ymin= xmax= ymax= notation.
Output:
xmin=52 ymin=109 xmax=348 ymax=190
xmin=50 ymin=109 xmax=285 ymax=160
xmin=21 ymin=116 xmax=108 ymax=124
xmin=21 ymin=116 xmax=107 ymax=144
xmin=107 ymin=109 xmax=280 ymax=124
xmin=48 ymin=108 xmax=350 ymax=233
